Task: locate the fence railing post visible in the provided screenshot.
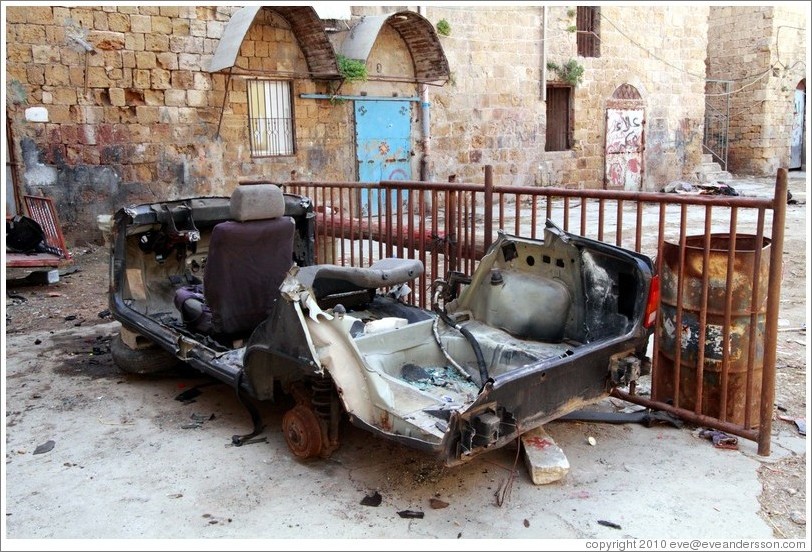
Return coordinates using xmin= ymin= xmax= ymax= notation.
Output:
xmin=483 ymin=165 xmax=493 ymax=254
xmin=758 ymin=168 xmax=787 ymax=456
xmin=448 ymin=175 xmax=458 ymax=272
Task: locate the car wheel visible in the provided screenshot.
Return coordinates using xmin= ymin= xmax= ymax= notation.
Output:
xmin=111 ymin=333 xmax=179 ymax=375
xmin=282 ymin=404 xmax=324 ymax=459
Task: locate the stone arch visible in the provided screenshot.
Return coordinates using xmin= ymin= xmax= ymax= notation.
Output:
xmin=209 ymin=6 xmax=340 ymax=78
xmin=612 ymin=83 xmax=642 ymax=100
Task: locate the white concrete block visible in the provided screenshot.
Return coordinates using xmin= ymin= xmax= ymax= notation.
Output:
xmin=25 ymin=107 xmax=49 ymax=122
xmin=522 ymin=426 xmax=570 ymax=485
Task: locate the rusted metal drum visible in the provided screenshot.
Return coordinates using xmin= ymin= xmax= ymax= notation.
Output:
xmin=654 ymin=234 xmax=771 ymax=427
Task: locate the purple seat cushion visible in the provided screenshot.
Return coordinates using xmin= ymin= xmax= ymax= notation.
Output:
xmin=204 ymin=217 xmax=294 ymax=335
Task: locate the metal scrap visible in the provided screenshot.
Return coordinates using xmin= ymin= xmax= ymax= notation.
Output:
xmin=699 ymin=429 xmax=739 ymax=450
xmin=33 ymin=440 xmax=55 ymax=455
xmin=360 ymin=491 xmax=382 ymax=507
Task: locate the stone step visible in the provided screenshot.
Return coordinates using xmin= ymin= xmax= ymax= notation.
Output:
xmin=695 ymin=162 xmax=732 ymax=183
xmin=521 ymin=425 xmax=570 ymax=485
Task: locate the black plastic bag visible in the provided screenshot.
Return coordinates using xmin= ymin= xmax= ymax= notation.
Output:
xmin=6 ymin=215 xmax=46 ymax=253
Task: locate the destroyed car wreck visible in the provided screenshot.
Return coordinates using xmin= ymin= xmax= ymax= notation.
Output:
xmin=109 ymin=184 xmax=659 ymax=466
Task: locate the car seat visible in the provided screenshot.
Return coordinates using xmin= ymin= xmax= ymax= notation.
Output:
xmin=175 ymin=184 xmax=294 ymax=338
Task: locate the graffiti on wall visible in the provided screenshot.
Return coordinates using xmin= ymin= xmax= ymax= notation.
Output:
xmin=605 ymin=109 xmax=644 ymax=190
xmin=606 ymin=109 xmax=643 ymax=153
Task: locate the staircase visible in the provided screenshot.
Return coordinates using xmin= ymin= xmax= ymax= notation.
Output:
xmin=694 ymin=153 xmax=732 ymax=183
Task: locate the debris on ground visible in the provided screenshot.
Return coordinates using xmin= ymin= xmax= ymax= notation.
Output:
xmin=558 ymin=408 xmax=685 ymax=429
xmin=699 ymin=428 xmax=739 ymax=450
xmin=175 ymin=388 xmax=202 ymax=403
xmin=429 ymin=497 xmax=449 ymax=509
xmin=789 ymin=511 xmax=806 ymax=526
xmin=598 ymin=519 xmax=622 ymax=529
xmin=778 ymin=415 xmax=806 ymax=436
xmin=360 ymin=491 xmax=382 ymax=507
xmin=33 ymin=440 xmax=55 ymax=455
xmin=397 ymin=509 xmax=424 ymax=519
xmin=181 ymin=413 xmax=215 ymax=430
xmin=6 ymin=269 xmax=61 ymax=287
xmin=521 ymin=426 xmax=570 ymax=485
xmin=662 ymin=181 xmax=739 ymax=196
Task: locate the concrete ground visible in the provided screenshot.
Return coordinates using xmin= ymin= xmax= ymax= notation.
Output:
xmin=2 ymin=171 xmax=809 ymax=549
xmin=2 ymin=325 xmax=806 ymax=547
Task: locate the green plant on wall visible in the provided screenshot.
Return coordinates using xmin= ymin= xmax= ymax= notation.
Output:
xmin=337 ymin=54 xmax=367 ymax=82
xmin=546 ymin=59 xmax=585 ymax=86
xmin=436 ymin=18 xmax=451 ymax=36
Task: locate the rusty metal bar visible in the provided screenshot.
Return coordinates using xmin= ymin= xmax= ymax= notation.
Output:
xmin=744 ymin=209 xmax=766 ymax=429
xmin=649 ymin=202 xmax=666 ymax=401
xmin=580 ymin=197 xmax=587 ymax=236
xmin=563 ymin=197 xmax=570 ymax=232
xmin=366 ymin=184 xmax=373 ymax=264
xmin=431 ymin=189 xmax=439 ymax=291
xmin=635 ymin=201 xmax=643 ymax=253
xmin=693 ymin=206 xmax=713 ymax=416
xmin=612 ymin=389 xmax=759 ymax=442
xmin=758 ymin=169 xmax=787 ymax=455
xmin=499 ymin=192 xmax=505 ymax=234
xmin=488 ymin=183 xmax=775 ymax=209
xmin=348 ymin=188 xmax=355 ymax=266
xmin=719 ymin=208 xmax=738 ymax=421
xmin=418 ymin=188 xmax=427 ymax=309
xmin=616 ymin=199 xmax=623 ymax=247
xmin=448 ymin=185 xmax=457 ymax=273
xmin=672 ymin=204 xmax=688 ymax=409
xmin=597 ymin=198 xmax=605 ymax=242
xmin=531 ymin=196 xmax=538 ymax=239
xmin=545 ymin=194 xmax=552 ymax=222
xmin=512 ymin=193 xmax=519 ymax=235
xmin=329 ymin=186 xmax=336 ymax=264
xmin=462 ymin=190 xmax=470 ymax=273
xmin=483 ymin=165 xmax=494 ymax=253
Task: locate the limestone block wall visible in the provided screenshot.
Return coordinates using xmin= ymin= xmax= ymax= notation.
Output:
xmin=6 ymin=6 xmax=237 ymax=242
xmin=423 ymin=5 xmax=708 ymax=190
xmin=4 ymin=6 xmax=361 ymax=243
xmin=6 ymin=4 xmax=713 ymax=244
xmin=707 ymin=5 xmax=807 ymax=175
xmin=421 ymin=6 xmax=547 ymax=186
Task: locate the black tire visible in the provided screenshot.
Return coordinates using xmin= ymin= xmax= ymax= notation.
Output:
xmin=111 ymin=333 xmax=180 ymax=375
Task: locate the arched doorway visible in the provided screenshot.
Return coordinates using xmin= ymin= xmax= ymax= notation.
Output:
xmin=790 ymin=79 xmax=806 ymax=170
xmin=605 ymin=84 xmax=645 ymax=190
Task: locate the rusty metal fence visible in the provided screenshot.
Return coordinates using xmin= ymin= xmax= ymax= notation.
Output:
xmin=255 ymin=166 xmax=787 ymax=456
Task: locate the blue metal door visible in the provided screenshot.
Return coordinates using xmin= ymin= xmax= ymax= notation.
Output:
xmin=355 ymin=100 xmax=411 ymax=215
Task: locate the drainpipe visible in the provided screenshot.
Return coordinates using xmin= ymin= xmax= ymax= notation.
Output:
xmin=418 ymin=5 xmax=431 ymax=181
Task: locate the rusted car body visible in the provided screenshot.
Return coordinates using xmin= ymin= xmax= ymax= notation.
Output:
xmin=110 ymin=184 xmax=658 ymax=466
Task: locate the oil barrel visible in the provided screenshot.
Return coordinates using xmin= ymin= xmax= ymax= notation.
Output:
xmin=654 ymin=234 xmax=771 ymax=427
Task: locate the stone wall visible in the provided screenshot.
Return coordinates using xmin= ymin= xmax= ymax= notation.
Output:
xmin=6 ymin=4 xmax=714 ymax=244
xmin=6 ymin=6 xmax=240 ymax=242
xmin=423 ymin=5 xmax=709 ymax=190
xmin=418 ymin=6 xmax=547 ymax=186
xmin=707 ymin=5 xmax=807 ymax=175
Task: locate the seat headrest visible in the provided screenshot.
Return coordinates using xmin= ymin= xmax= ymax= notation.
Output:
xmin=229 ymin=184 xmax=286 ymax=222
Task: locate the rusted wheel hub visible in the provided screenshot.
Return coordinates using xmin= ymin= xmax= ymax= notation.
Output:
xmin=282 ymin=404 xmax=324 ymax=459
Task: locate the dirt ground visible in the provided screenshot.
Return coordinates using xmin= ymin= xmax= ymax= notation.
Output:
xmin=2 ymin=172 xmax=808 ymax=545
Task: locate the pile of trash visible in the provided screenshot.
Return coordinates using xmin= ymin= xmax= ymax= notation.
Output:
xmin=661 ymin=181 xmax=739 ymax=196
